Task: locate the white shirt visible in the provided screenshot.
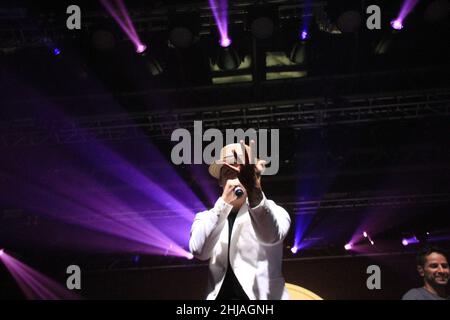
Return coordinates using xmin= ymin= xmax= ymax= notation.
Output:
xmin=189 ymin=194 xmax=291 ymax=300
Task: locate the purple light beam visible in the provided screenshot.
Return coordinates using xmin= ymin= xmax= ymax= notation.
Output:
xmin=300 ymin=1 xmax=313 ymax=40
xmin=392 ymin=0 xmax=420 ymax=29
xmin=209 ymin=0 xmax=230 ymax=47
xmin=0 ymin=251 xmax=80 ymax=300
xmin=402 ymin=236 xmax=420 ymax=246
xmin=0 ymin=68 xmax=206 ymax=259
xmin=100 ymin=0 xmax=146 ymax=53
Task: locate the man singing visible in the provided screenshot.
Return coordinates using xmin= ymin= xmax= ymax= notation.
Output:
xmin=189 ymin=141 xmax=291 ymax=300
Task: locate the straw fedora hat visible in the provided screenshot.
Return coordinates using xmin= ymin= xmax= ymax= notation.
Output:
xmin=208 ymin=143 xmax=255 ymax=179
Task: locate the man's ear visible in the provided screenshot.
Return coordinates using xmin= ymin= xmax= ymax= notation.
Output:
xmin=417 ymin=265 xmax=425 ymax=277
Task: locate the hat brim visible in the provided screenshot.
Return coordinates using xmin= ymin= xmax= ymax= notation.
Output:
xmin=208 ymin=158 xmax=262 ymax=179
xmin=208 ymin=162 xmax=223 ymax=179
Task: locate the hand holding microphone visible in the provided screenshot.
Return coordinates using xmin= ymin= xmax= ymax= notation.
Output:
xmin=234 ymin=186 xmax=244 ymax=197
xmin=221 ymin=179 xmax=245 ymax=204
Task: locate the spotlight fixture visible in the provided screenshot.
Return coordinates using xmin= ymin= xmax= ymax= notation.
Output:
xmin=0 ymin=249 xmax=4 ymax=256
xmin=344 ymin=243 xmax=352 ymax=251
xmin=286 ymin=17 xmax=312 ymax=64
xmin=291 ymin=246 xmax=298 ymax=254
xmin=289 ymin=40 xmax=307 ymax=64
xmin=216 ymin=45 xmax=241 ymax=70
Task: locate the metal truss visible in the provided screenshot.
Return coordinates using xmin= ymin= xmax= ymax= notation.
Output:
xmin=287 ymin=193 xmax=450 ymax=214
xmin=4 ymin=192 xmax=447 ymax=224
xmin=1 ymin=87 xmax=449 ymax=147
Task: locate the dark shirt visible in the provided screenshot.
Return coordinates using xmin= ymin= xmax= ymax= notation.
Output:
xmin=402 ymin=287 xmax=449 ymax=300
xmin=216 ymin=210 xmax=250 ymax=300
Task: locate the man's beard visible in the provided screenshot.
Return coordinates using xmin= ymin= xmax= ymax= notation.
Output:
xmin=428 ymin=273 xmax=449 ymax=286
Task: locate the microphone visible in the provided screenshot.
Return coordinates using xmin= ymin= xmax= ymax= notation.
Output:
xmin=234 ymin=186 xmax=244 ymax=197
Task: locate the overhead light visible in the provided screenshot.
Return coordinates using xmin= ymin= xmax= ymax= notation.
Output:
xmin=289 ymin=41 xmax=307 ymax=64
xmin=216 ymin=46 xmax=241 ymax=70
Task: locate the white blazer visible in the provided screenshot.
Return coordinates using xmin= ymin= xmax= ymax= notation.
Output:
xmin=189 ymin=195 xmax=291 ymax=300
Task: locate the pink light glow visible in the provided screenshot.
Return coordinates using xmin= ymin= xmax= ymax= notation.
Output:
xmin=402 ymin=236 xmax=419 ymax=246
xmin=300 ymin=31 xmax=308 ymax=40
xmin=100 ymin=0 xmax=146 ymax=54
xmin=0 ymin=251 xmax=80 ymax=300
xmin=392 ymin=0 xmax=420 ymax=30
xmin=391 ymin=19 xmax=404 ymax=30
xmin=136 ymin=43 xmax=147 ymax=54
xmin=397 ymin=0 xmax=420 ymax=22
xmin=209 ymin=0 xmax=230 ymax=47
xmin=220 ymin=37 xmax=231 ymax=48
